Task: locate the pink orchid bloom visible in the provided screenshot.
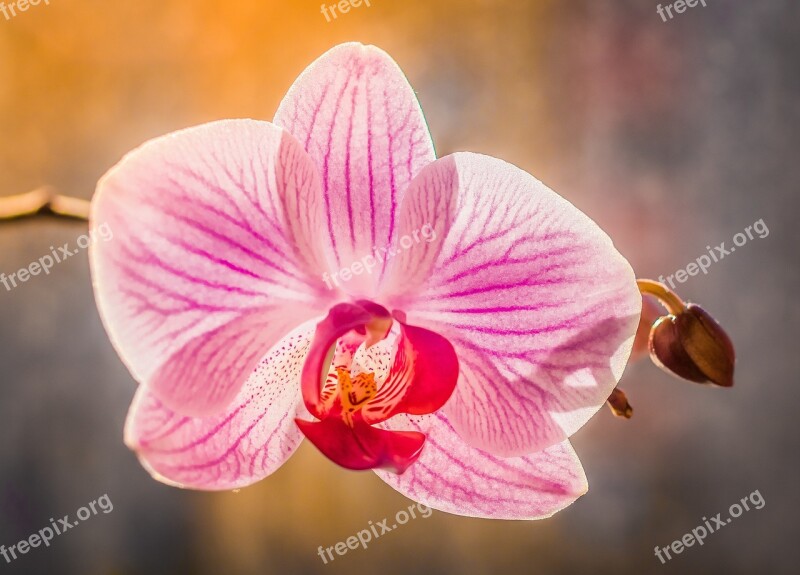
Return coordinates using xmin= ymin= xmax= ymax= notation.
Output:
xmin=90 ymin=43 xmax=641 ymax=520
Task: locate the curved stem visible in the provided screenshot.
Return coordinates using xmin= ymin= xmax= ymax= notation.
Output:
xmin=0 ymin=187 xmax=90 ymax=222
xmin=637 ymin=278 xmax=686 ymax=316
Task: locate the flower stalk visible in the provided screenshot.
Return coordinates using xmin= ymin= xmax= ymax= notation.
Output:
xmin=0 ymin=186 xmax=90 ymax=222
xmin=636 ymin=278 xmax=686 ymax=315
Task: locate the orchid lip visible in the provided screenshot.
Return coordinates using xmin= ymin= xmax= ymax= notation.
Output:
xmin=296 ymin=300 xmax=459 ymax=472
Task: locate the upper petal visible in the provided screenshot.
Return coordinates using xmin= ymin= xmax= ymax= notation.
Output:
xmin=274 ymin=43 xmax=436 ymax=298
xmin=124 ymin=322 xmax=315 ymax=490
xmin=383 ymin=153 xmax=641 ymax=456
xmin=375 ymin=413 xmax=588 ymax=520
xmin=90 ymin=120 xmax=333 ymax=416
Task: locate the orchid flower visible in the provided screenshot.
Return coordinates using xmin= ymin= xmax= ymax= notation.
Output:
xmin=90 ymin=43 xmax=643 ymax=520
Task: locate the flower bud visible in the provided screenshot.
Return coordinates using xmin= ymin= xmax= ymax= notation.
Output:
xmin=648 ymin=303 xmax=735 ymax=387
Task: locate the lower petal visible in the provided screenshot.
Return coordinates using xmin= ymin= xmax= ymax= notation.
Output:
xmin=124 ymin=323 xmax=315 ymax=490
xmin=375 ymin=413 xmax=588 ymax=520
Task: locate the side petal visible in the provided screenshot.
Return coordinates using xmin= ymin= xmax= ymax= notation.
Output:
xmin=375 ymin=413 xmax=588 ymax=520
xmin=91 ymin=120 xmax=333 ymax=416
xmin=124 ymin=323 xmax=315 ymax=490
xmin=383 ymin=153 xmax=641 ymax=456
xmin=274 ymin=42 xmax=436 ymax=297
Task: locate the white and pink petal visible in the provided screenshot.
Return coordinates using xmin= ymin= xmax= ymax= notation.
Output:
xmin=375 ymin=413 xmax=588 ymax=520
xmin=124 ymin=322 xmax=317 ymax=490
xmin=91 ymin=120 xmax=334 ymax=416
xmin=383 ymin=153 xmax=641 ymax=456
xmin=274 ymin=43 xmax=436 ymax=298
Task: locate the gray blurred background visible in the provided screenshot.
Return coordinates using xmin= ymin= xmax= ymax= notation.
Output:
xmin=1 ymin=0 xmax=798 ymax=573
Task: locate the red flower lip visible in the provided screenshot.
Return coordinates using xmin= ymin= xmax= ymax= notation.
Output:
xmin=297 ymin=301 xmax=459 ymax=473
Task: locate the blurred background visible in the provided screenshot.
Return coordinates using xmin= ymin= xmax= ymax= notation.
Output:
xmin=1 ymin=0 xmax=798 ymax=573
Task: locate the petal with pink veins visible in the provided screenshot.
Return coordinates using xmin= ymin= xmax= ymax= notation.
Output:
xmin=274 ymin=43 xmax=436 ymax=297
xmin=383 ymin=153 xmax=641 ymax=456
xmin=124 ymin=323 xmax=316 ymax=490
xmin=91 ymin=120 xmax=334 ymax=416
xmin=375 ymin=412 xmax=588 ymax=520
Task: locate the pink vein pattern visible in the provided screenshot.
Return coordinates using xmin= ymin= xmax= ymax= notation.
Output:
xmin=90 ymin=120 xmax=335 ymax=416
xmin=375 ymin=412 xmax=588 ymax=520
xmin=124 ymin=323 xmax=316 ymax=490
xmin=274 ymin=43 xmax=436 ymax=298
xmin=383 ymin=153 xmax=641 ymax=456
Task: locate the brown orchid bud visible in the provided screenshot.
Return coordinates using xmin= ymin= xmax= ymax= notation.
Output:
xmin=648 ymin=303 xmax=735 ymax=387
xmin=607 ymin=387 xmax=633 ymax=419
